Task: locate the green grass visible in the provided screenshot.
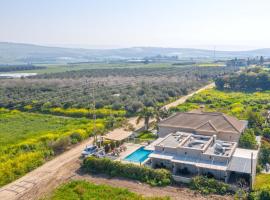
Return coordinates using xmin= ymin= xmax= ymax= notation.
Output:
xmin=3 ymin=62 xmax=177 ymax=74
xmin=197 ymin=63 xmax=226 ymax=67
xmin=0 ymin=108 xmax=107 ymax=187
xmin=254 ymin=174 xmax=270 ymax=190
xmin=136 ymin=131 xmax=157 ymax=140
xmin=172 ymin=89 xmax=270 ymax=119
xmin=0 ymin=109 xmax=98 ymax=146
xmin=46 ymin=180 xmax=169 ymax=200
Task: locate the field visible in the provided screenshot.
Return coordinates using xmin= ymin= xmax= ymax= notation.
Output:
xmin=0 ymin=65 xmax=238 ymax=116
xmin=0 ymin=108 xmax=109 ymax=187
xmin=45 ymin=180 xmax=169 ymax=200
xmin=0 ymin=63 xmax=174 ymax=74
xmin=172 ymin=89 xmax=270 ymax=119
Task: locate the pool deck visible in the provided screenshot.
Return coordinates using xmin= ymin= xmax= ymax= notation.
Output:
xmin=116 ymin=143 xmax=142 ymax=162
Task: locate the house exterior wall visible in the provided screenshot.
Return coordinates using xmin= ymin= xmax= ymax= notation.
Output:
xmin=152 ymin=158 xmax=227 ymax=180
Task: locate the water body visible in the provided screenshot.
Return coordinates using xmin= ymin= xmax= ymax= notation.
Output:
xmin=0 ymin=73 xmax=37 ymax=78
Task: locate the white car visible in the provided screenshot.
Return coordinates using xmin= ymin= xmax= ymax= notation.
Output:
xmin=81 ymin=145 xmax=98 ymax=157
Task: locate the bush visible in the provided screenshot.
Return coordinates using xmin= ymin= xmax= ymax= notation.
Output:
xmin=49 ymin=137 xmax=71 ymax=154
xmin=239 ymin=129 xmax=257 ymax=150
xmin=250 ymin=186 xmax=270 ymax=200
xmin=70 ymin=132 xmax=83 ymax=144
xmin=82 ymin=157 xmax=172 ymax=186
xmin=190 ymin=176 xmax=230 ymax=195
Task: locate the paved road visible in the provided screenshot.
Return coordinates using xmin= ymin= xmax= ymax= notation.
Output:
xmin=0 ymin=82 xmax=214 ymax=200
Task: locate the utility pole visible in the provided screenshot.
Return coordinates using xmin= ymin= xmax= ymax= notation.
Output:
xmin=250 ymin=152 xmax=254 ymax=190
xmin=92 ymin=82 xmax=97 ymax=145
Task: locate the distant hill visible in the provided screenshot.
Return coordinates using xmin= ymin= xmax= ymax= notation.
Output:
xmin=1 ymin=42 xmax=270 ymax=64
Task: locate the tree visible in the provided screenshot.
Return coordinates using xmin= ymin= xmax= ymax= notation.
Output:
xmin=136 ymin=107 xmax=155 ymax=130
xmin=260 ymin=56 xmax=264 ymax=66
xmin=260 ymin=140 xmax=270 ymax=165
xmin=239 ymin=129 xmax=257 ymax=149
xmin=215 ymin=78 xmax=225 ymax=90
xmin=247 ymin=110 xmax=265 ymax=130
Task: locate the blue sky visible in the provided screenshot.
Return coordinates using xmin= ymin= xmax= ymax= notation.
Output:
xmin=1 ymin=0 xmax=270 ymax=50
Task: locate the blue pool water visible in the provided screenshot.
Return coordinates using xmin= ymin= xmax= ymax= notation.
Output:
xmin=124 ymin=147 xmax=153 ymax=163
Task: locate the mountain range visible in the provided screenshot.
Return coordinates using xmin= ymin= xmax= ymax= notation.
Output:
xmin=1 ymin=42 xmax=270 ymax=64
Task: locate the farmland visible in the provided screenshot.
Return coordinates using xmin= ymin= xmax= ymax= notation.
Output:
xmin=0 ymin=65 xmax=238 ymax=116
xmin=0 ymin=108 xmax=112 ymax=187
xmin=172 ymin=89 xmax=270 ymax=119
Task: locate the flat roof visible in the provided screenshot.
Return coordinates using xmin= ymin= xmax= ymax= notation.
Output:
xmin=225 ymin=148 xmax=258 ymax=174
xmin=182 ymin=134 xmax=211 ymax=150
xmin=103 ymin=128 xmax=134 ymax=141
xmin=157 ymin=132 xmax=190 ymax=148
xmin=204 ymin=140 xmax=236 ymax=157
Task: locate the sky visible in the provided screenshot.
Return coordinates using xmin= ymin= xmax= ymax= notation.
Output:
xmin=1 ymin=0 xmax=270 ymax=50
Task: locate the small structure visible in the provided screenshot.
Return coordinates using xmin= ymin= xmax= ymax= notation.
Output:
xmin=158 ymin=111 xmax=248 ymax=142
xmin=102 ymin=128 xmax=135 ymax=142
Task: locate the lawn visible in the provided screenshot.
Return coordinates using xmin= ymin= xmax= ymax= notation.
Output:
xmin=45 ymin=180 xmax=169 ymax=200
xmin=254 ymin=174 xmax=270 ymax=190
xmin=0 ymin=108 xmax=107 ymax=186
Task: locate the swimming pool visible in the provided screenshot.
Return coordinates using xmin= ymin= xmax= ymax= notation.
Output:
xmin=124 ymin=147 xmax=153 ymax=163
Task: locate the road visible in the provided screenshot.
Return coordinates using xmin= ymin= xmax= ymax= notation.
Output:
xmin=0 ymin=82 xmax=215 ymax=200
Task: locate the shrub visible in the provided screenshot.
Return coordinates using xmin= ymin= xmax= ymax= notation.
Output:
xmin=190 ymin=176 xmax=230 ymax=195
xmin=239 ymin=129 xmax=257 ymax=150
xmin=82 ymin=157 xmax=172 ymax=186
xmin=250 ymin=186 xmax=270 ymax=200
xmin=49 ymin=137 xmax=71 ymax=154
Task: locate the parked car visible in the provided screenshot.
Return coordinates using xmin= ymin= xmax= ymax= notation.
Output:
xmin=81 ymin=145 xmax=98 ymax=158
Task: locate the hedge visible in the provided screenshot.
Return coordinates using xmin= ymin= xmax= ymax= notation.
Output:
xmin=190 ymin=176 xmax=230 ymax=195
xmin=82 ymin=157 xmax=172 ymax=186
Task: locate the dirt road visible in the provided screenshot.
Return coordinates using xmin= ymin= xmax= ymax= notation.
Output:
xmin=0 ymin=82 xmax=215 ymax=200
xmin=162 ymin=82 xmax=215 ymax=110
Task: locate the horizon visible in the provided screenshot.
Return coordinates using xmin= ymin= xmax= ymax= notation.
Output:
xmin=1 ymin=41 xmax=270 ymax=52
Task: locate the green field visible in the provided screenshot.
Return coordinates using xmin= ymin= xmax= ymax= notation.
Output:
xmin=0 ymin=108 xmax=107 ymax=186
xmin=2 ymin=63 xmax=175 ymax=74
xmin=172 ymin=89 xmax=270 ymax=119
xmin=45 ymin=180 xmax=169 ymax=200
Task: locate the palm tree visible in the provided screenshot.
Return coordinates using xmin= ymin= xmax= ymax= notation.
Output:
xmin=153 ymin=105 xmax=169 ymax=123
xmin=136 ymin=107 xmax=155 ymax=130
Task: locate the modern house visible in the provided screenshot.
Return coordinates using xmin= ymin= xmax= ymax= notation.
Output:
xmin=149 ymin=111 xmax=258 ymax=187
xmin=158 ymin=111 xmax=248 ymax=142
xmin=149 ymin=132 xmax=258 ymax=186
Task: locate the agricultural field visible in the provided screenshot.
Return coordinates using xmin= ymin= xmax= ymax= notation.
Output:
xmin=0 ymin=65 xmax=238 ymax=116
xmin=0 ymin=62 xmax=174 ymax=74
xmin=172 ymin=89 xmax=270 ymax=120
xmin=0 ymin=108 xmax=112 ymax=187
xmin=45 ymin=180 xmax=169 ymax=200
